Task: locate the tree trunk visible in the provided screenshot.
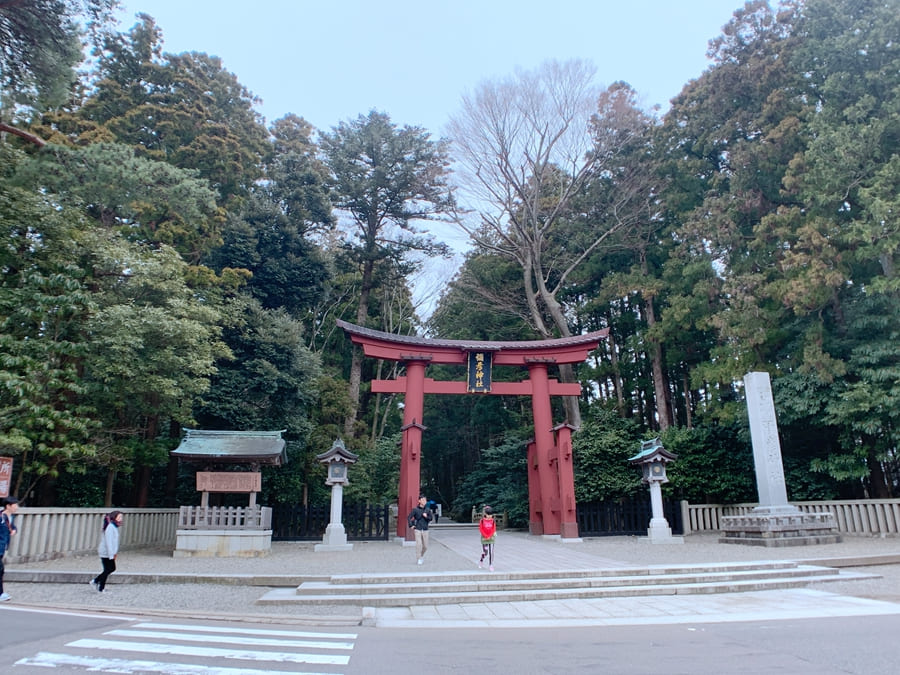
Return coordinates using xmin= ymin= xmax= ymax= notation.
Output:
xmin=370 ymin=359 xmax=386 ymax=446
xmin=164 ymin=419 xmax=181 ymax=506
xmin=104 ymin=469 xmax=117 ymax=507
xmin=682 ymin=372 xmax=693 ymax=430
xmin=344 ymin=261 xmax=373 ymax=438
xmin=533 ymin=268 xmax=584 ymax=428
xmin=642 ymin=297 xmax=672 ymax=431
xmin=867 ymin=445 xmax=891 ymax=498
xmin=604 ymin=324 xmax=626 ymax=416
xmin=133 ymin=465 xmax=151 ymax=507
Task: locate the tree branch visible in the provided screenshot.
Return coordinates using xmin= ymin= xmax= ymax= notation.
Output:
xmin=0 ymin=122 xmax=47 ymax=147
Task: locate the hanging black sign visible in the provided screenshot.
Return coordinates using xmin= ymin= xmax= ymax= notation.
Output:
xmin=467 ymin=351 xmax=493 ymax=393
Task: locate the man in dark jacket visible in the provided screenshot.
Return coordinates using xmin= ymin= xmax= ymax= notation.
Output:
xmin=407 ymin=494 xmax=432 ymax=565
xmin=0 ymin=496 xmax=20 ymax=602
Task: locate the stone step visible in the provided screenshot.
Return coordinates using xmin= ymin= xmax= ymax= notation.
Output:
xmin=257 ymin=571 xmax=864 ymax=607
xmin=296 ymin=565 xmax=832 ymax=597
xmin=322 ymin=560 xmax=807 ymax=585
xmin=257 ymin=563 xmax=874 ymax=607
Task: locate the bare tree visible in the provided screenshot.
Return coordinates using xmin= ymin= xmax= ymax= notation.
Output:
xmin=448 ymin=61 xmax=656 ymax=426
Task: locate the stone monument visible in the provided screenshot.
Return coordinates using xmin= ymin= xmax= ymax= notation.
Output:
xmin=719 ymin=372 xmax=840 ymax=546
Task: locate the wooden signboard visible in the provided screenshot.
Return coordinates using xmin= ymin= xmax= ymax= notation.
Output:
xmin=196 ymin=472 xmax=261 ymax=493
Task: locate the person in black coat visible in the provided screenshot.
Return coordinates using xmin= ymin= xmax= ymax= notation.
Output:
xmin=407 ymin=495 xmax=432 ymax=565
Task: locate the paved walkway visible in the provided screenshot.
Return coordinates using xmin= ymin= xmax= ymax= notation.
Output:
xmin=4 ymin=526 xmax=900 ymax=628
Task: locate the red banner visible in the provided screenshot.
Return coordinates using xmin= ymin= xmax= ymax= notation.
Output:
xmin=0 ymin=457 xmax=12 ymax=498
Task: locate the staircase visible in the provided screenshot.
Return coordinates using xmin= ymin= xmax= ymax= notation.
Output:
xmin=257 ymin=560 xmax=870 ymax=607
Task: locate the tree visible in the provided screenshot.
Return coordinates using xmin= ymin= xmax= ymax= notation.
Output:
xmin=81 ymin=235 xmax=229 ymax=506
xmin=40 ymin=14 xmax=270 ymax=205
xmin=194 ymin=296 xmax=321 ymax=435
xmin=0 ymin=173 xmax=98 ymax=500
xmin=14 ymin=142 xmax=222 ymax=261
xmin=319 ymin=110 xmax=454 ymax=438
xmin=657 ymin=0 xmax=900 ymax=495
xmin=7 ymin=139 xmax=235 ymax=505
xmin=568 ymin=83 xmax=673 ymax=429
xmin=658 ymin=0 xmax=804 ymax=385
xmin=572 ymin=406 xmax=643 ymax=502
xmin=767 ymin=0 xmax=900 ymax=496
xmin=266 ymin=114 xmax=333 ymax=235
xmin=450 ymin=432 xmax=531 ymax=527
xmin=0 ymin=0 xmax=117 ymax=119
xmin=447 ymin=62 xmax=657 ymax=427
xmin=208 ymin=114 xmax=334 ymax=316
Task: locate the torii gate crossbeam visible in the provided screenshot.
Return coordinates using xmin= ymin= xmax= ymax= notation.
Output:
xmin=337 ymin=320 xmax=608 ymax=540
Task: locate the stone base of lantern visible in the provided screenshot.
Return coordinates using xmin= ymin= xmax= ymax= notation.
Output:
xmin=719 ymin=508 xmax=840 ymax=547
xmin=174 ymin=529 xmax=272 ymax=557
xmin=315 ymin=523 xmax=354 ymax=552
xmin=643 ymin=518 xmax=684 ymax=544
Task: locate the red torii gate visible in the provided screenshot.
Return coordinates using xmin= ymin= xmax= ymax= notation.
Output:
xmin=337 ymin=320 xmax=608 ymax=539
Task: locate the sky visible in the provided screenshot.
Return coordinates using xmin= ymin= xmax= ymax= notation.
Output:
xmin=113 ymin=0 xmax=744 ymax=314
xmin=115 ymin=0 xmax=742 ymax=136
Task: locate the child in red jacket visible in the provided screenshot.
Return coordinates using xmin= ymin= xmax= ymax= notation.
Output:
xmin=478 ymin=506 xmax=497 ymax=571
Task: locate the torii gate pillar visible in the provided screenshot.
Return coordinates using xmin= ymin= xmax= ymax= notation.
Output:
xmin=554 ymin=423 xmax=579 ymax=538
xmin=528 ymin=361 xmax=560 ymax=535
xmin=398 ymin=359 xmax=427 ymax=541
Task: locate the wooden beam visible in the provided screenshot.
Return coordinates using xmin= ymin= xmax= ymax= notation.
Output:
xmin=371 ymin=377 xmax=581 ymax=396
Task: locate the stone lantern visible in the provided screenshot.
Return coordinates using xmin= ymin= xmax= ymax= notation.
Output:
xmin=314 ymin=438 xmax=358 ymax=552
xmin=629 ymin=438 xmax=682 ymax=544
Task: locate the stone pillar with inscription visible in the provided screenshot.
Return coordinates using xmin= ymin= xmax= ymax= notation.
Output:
xmin=720 ymin=372 xmax=840 ymax=547
xmin=745 ymin=371 xmax=793 ymax=513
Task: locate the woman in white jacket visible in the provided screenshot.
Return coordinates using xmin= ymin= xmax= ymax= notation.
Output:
xmin=91 ymin=510 xmax=123 ymax=592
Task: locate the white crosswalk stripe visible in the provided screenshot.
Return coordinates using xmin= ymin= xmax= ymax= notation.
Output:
xmin=107 ymin=628 xmax=355 ymax=650
xmin=14 ymin=620 xmax=358 ymax=674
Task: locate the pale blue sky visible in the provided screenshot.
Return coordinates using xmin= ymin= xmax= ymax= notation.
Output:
xmin=116 ymin=0 xmax=742 ymax=136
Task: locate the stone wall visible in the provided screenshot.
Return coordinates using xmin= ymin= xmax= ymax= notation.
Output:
xmin=5 ymin=508 xmax=179 ymax=563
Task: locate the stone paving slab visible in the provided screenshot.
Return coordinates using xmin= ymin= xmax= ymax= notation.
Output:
xmin=369 ymin=589 xmax=900 ymax=628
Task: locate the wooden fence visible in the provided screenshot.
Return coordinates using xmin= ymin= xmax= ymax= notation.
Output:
xmin=178 ymin=505 xmax=272 ymax=530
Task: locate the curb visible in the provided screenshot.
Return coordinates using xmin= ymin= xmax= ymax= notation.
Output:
xmin=1 ymin=601 xmax=365 ymax=626
xmin=5 ymin=570 xmax=323 ymax=587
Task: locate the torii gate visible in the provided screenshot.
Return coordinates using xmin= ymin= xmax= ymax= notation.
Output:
xmin=337 ymin=320 xmax=608 ymax=539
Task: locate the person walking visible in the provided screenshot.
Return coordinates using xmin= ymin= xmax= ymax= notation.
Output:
xmin=0 ymin=496 xmax=20 ymax=601
xmin=91 ymin=510 xmax=123 ymax=592
xmin=426 ymin=498 xmax=439 ymax=524
xmin=478 ymin=505 xmax=497 ymax=571
xmin=407 ymin=495 xmax=432 ymax=565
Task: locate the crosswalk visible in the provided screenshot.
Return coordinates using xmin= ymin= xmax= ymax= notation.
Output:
xmin=15 ymin=620 xmax=358 ymax=674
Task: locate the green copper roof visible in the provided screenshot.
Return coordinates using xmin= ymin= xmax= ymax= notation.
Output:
xmin=628 ymin=437 xmax=677 ymax=463
xmin=171 ymin=429 xmax=286 ymax=465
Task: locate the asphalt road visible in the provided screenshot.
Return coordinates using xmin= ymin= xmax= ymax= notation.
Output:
xmin=2 ymin=606 xmax=898 ymax=675
xmin=353 ymin=616 xmax=900 ymax=675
